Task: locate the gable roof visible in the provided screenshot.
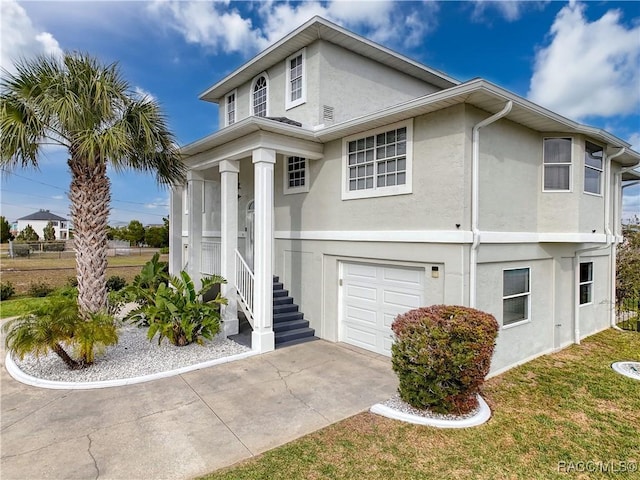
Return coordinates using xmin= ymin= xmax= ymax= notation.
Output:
xmin=200 ymin=16 xmax=459 ymax=103
xmin=17 ymin=209 xmax=68 ymax=222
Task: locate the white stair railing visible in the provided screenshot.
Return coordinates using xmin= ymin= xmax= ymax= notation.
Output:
xmin=235 ymin=249 xmax=254 ymax=326
xmin=201 ymin=241 xmax=221 ymax=275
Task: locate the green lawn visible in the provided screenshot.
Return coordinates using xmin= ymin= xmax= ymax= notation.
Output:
xmin=0 ymin=297 xmax=49 ymax=319
xmin=202 ymin=329 xmax=640 ymax=480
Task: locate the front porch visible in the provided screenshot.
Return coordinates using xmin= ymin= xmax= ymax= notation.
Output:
xmin=169 ymin=123 xmax=323 ymax=353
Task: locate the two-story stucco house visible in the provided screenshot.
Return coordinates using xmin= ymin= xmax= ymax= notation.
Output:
xmin=170 ymin=17 xmax=640 ymax=375
xmin=16 ymin=209 xmax=70 ymax=240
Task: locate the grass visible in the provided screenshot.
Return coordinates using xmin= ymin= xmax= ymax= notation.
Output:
xmin=0 ymin=251 xmax=165 ymax=297
xmin=201 ymin=329 xmax=640 ymax=480
xmin=0 ymin=297 xmax=49 ymax=319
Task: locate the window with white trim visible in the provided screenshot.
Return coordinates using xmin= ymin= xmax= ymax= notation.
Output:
xmin=579 ymin=262 xmax=593 ymax=305
xmin=285 ymin=49 xmax=305 ymax=109
xmin=503 ymin=268 xmax=530 ymax=326
xmin=225 ymin=91 xmax=236 ymax=126
xmin=584 ymin=141 xmax=603 ymax=195
xmin=342 ymin=121 xmax=412 ymax=200
xmin=284 ymin=156 xmax=309 ymax=194
xmin=543 ymin=138 xmax=572 ymax=191
xmin=252 ymin=75 xmax=268 ymax=117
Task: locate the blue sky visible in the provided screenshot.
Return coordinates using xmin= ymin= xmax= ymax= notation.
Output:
xmin=1 ymin=0 xmax=639 ymax=225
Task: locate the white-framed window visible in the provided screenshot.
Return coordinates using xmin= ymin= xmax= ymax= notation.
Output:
xmin=283 ymin=156 xmax=309 ymax=194
xmin=584 ymin=141 xmax=603 ymax=195
xmin=579 ymin=262 xmax=593 ymax=305
xmin=543 ymin=137 xmax=572 ymax=192
xmin=342 ymin=120 xmax=413 ymax=200
xmin=225 ymin=90 xmax=236 ymax=126
xmin=285 ymin=49 xmax=306 ymax=110
xmin=503 ymin=267 xmax=530 ymax=327
xmin=251 ymin=73 xmax=268 ymax=117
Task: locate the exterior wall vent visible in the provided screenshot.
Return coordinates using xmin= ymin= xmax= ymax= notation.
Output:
xmin=322 ymin=105 xmax=334 ymax=124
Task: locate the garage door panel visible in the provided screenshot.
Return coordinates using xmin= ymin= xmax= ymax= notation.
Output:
xmin=345 ymin=284 xmax=377 ymax=302
xmin=345 ymin=304 xmax=377 ymax=326
xmin=383 ymin=290 xmax=422 ymax=309
xmin=345 ymin=263 xmax=377 ymax=280
xmin=382 ymin=267 xmax=423 ymax=287
xmin=344 ymin=324 xmax=378 ymax=351
xmin=341 ymin=262 xmax=425 ymax=357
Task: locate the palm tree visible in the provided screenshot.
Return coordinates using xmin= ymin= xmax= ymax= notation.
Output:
xmin=1 ymin=53 xmax=185 ymax=317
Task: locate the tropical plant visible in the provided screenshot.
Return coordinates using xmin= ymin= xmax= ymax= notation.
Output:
xmin=391 ymin=305 xmax=499 ymax=415
xmin=106 ymin=275 xmax=127 ymax=292
xmin=27 ymin=281 xmax=54 ymax=298
xmin=0 ymin=281 xmax=15 ymax=301
xmin=43 ymin=221 xmax=56 ymax=241
xmin=127 ymin=272 xmax=227 ymax=347
xmin=0 ymin=52 xmax=185 ymax=321
xmin=0 ymin=216 xmax=13 ymax=242
xmin=2 ymin=294 xmax=118 ymax=369
xmin=16 ymin=224 xmax=39 ymax=242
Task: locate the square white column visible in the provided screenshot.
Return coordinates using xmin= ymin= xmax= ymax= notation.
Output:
xmin=187 ymin=170 xmax=204 ymax=291
xmin=220 ymin=160 xmax=239 ymax=336
xmin=168 ymin=185 xmax=183 ymax=276
xmin=252 ymin=148 xmax=276 ymax=353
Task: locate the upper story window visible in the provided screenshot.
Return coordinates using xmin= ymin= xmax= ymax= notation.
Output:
xmin=543 ymin=137 xmax=572 ymax=191
xmin=225 ymin=90 xmax=236 ymax=126
xmin=251 ymin=74 xmax=268 ymax=117
xmin=283 ymin=156 xmax=309 ymax=195
xmin=503 ymin=267 xmax=530 ymax=327
xmin=342 ymin=120 xmax=413 ymax=200
xmin=584 ymin=141 xmax=603 ymax=195
xmin=285 ymin=49 xmax=306 ymax=110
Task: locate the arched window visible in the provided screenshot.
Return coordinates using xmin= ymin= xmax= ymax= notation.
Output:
xmin=252 ymin=75 xmax=268 ymax=117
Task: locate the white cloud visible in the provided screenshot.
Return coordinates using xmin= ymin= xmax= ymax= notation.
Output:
xmin=528 ymin=2 xmax=640 ymax=121
xmin=472 ymin=1 xmax=548 ymax=22
xmin=52 ymin=195 xmax=64 ymax=200
xmin=134 ymin=86 xmax=156 ymax=102
xmin=149 ymin=0 xmax=437 ymax=55
xmin=1 ymin=0 xmax=63 ymax=74
xmin=628 ymin=133 xmax=640 ymax=153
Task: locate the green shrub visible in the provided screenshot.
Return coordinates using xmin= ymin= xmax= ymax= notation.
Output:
xmin=12 ymin=243 xmax=30 ymax=257
xmin=126 ymin=271 xmax=227 ymax=346
xmin=1 ymin=281 xmax=15 ymax=301
xmin=391 ymin=305 xmax=499 ymax=415
xmin=67 ymin=276 xmax=79 ymax=287
xmin=106 ymin=275 xmax=127 ymax=292
xmin=42 ymin=241 xmax=66 ymax=252
xmin=2 ymin=295 xmax=118 ymax=369
xmin=159 ymin=246 xmax=169 ymax=254
xmin=28 ymin=281 xmax=54 ymax=298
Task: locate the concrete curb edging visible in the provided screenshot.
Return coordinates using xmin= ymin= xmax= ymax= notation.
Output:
xmin=611 ymin=361 xmax=640 ymax=381
xmin=370 ymin=394 xmax=491 ymax=428
xmin=5 ymin=349 xmax=260 ymax=390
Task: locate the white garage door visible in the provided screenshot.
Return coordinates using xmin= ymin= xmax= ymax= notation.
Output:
xmin=340 ymin=262 xmax=425 ymax=356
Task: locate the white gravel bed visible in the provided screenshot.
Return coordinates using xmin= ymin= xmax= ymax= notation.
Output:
xmin=12 ymin=324 xmax=251 ymax=383
xmin=381 ymin=394 xmax=480 ymax=421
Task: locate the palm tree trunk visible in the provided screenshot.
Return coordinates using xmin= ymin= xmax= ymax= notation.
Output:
xmin=68 ymin=159 xmax=110 ymax=317
xmin=52 ymin=343 xmax=80 ymax=370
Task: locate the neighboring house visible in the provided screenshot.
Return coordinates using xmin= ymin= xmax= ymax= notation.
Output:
xmin=16 ymin=209 xmax=70 ymax=240
xmin=171 ymin=17 xmax=640 ymax=375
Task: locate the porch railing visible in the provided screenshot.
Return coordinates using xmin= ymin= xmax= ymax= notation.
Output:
xmin=201 ymin=241 xmax=221 ymax=276
xmin=235 ymin=248 xmax=254 ymax=325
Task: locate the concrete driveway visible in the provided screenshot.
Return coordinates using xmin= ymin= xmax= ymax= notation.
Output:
xmin=1 ymin=340 xmax=396 ymax=480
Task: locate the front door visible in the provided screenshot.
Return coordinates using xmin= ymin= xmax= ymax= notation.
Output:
xmin=245 ymin=200 xmax=255 ymax=270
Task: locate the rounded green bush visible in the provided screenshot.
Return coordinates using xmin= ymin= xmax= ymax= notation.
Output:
xmin=391 ymin=305 xmax=499 ymax=415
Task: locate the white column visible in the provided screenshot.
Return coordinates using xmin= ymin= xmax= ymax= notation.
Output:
xmin=220 ymin=160 xmax=239 ymax=336
xmin=168 ymin=185 xmax=183 ymax=276
xmin=252 ymin=148 xmax=276 ymax=353
xmin=187 ymin=170 xmax=204 ymax=291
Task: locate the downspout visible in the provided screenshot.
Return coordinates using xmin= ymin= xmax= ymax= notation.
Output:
xmin=574 ymin=147 xmax=626 ymax=343
xmin=607 ymin=147 xmax=627 ymax=327
xmin=470 ymin=101 xmax=512 ymax=308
